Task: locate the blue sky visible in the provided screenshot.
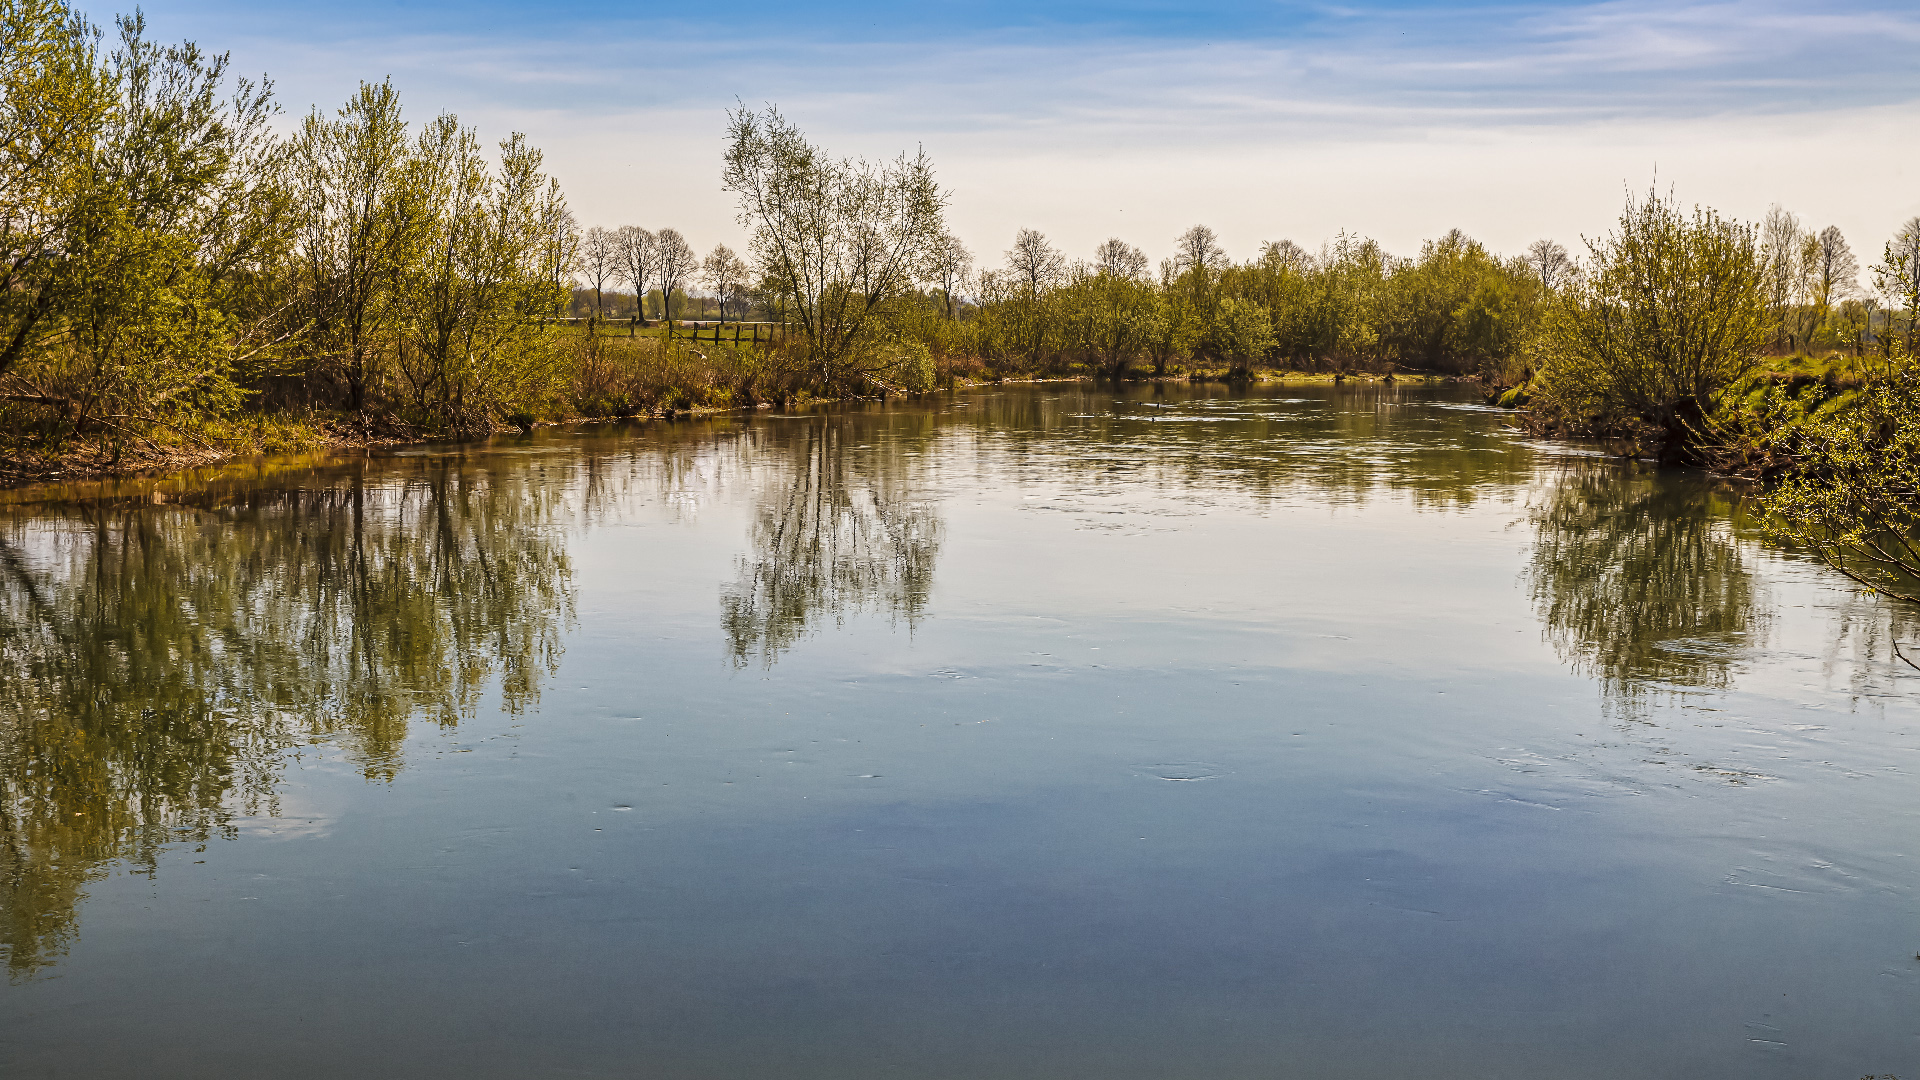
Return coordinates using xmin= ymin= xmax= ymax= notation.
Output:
xmin=128 ymin=0 xmax=1920 ymax=274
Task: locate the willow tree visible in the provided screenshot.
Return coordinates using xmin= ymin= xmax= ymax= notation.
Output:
xmin=0 ymin=0 xmax=110 ymax=382
xmin=393 ymin=123 xmax=572 ymax=434
xmin=1763 ymin=347 xmax=1920 ymax=615
xmin=1530 ymin=189 xmax=1767 ymax=461
xmin=722 ymin=104 xmax=946 ymax=392
xmin=293 ymin=79 xmax=426 ymax=413
xmin=0 ymin=8 xmax=293 ymax=438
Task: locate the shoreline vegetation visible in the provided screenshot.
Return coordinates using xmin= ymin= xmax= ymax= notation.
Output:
xmin=5 ymin=4 xmax=1919 ymax=603
xmin=0 ymin=369 xmax=1463 ymax=488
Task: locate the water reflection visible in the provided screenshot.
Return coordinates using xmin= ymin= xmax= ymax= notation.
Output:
xmin=1526 ymin=461 xmax=1765 ymax=719
xmin=722 ymin=419 xmax=941 ymax=668
xmin=0 ymin=461 xmax=573 ymax=978
xmin=958 ymin=385 xmax=1538 ymax=510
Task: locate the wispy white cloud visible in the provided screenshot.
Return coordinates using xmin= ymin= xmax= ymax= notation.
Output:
xmin=221 ymin=0 xmax=1920 ymax=140
xmin=137 ymin=1 xmax=1920 ymax=265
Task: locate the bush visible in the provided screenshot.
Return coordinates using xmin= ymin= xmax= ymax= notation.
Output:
xmin=1762 ymin=347 xmax=1920 ymax=605
xmin=1529 ymin=189 xmax=1769 ymax=462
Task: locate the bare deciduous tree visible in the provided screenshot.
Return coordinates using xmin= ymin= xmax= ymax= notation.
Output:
xmin=614 ymin=225 xmax=656 ymax=326
xmin=1810 ymin=225 xmax=1861 ymax=327
xmin=925 ymin=231 xmax=971 ymax=318
xmin=1525 ymin=239 xmax=1572 ymax=290
xmin=701 ymin=242 xmax=749 ymax=320
xmin=1093 ymin=237 xmax=1147 ymax=279
xmin=580 ymin=226 xmax=618 ymax=319
xmin=1760 ymin=205 xmax=1809 ymax=345
xmin=1006 ymin=228 xmax=1064 ymax=298
xmin=1173 ymin=224 xmax=1226 ymax=275
xmin=1875 ymin=216 xmax=1920 ymax=351
xmin=1260 ymin=239 xmax=1310 ymax=272
xmin=655 ymin=227 xmax=696 ymax=325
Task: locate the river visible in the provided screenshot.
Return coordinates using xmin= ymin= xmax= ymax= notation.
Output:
xmin=2 ymin=382 xmax=1916 ymax=1078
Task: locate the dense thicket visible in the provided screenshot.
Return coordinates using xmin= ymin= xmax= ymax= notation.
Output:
xmin=898 ymin=226 xmax=1543 ymax=383
xmin=1526 ymin=191 xmax=1770 ymax=460
xmin=0 ymin=1 xmax=574 ymax=457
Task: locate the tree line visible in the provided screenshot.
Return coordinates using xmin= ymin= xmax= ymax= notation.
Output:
xmin=1 ymin=1 xmax=576 ymax=451
xmin=7 ymin=2 xmax=1920 ymax=470
xmin=573 ymin=226 xmax=752 ymax=324
xmin=718 ymin=105 xmax=1914 ymax=402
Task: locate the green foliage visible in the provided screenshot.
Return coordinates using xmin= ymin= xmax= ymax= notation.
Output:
xmin=879 ymin=338 xmax=936 ymax=393
xmin=0 ymin=7 xmax=579 ymax=458
xmin=942 ymin=225 xmax=1542 ymax=382
xmin=1530 ymin=188 xmax=1769 ymax=458
xmin=563 ymin=331 xmax=780 ymax=417
xmin=0 ymin=9 xmax=293 ymax=443
xmin=1057 ymin=271 xmax=1160 ymax=379
xmin=1213 ymin=296 xmax=1276 ymax=377
xmin=1762 ymin=349 xmax=1920 ymax=604
xmin=722 ymin=105 xmax=946 ymax=393
xmin=295 ymin=85 xmax=571 ymax=433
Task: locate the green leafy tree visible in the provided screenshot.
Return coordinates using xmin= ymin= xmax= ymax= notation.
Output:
xmin=394 ymin=124 xmax=570 ymax=434
xmin=291 ymin=79 xmax=426 ymax=413
xmin=1213 ymin=295 xmax=1276 ymax=379
xmin=722 ymin=104 xmax=947 ymax=392
xmin=1763 ymin=347 xmax=1920 ymax=610
xmin=0 ymin=10 xmax=293 ymax=443
xmin=0 ymin=0 xmax=111 ymax=382
xmin=1530 ymin=189 xmax=1768 ymax=460
xmin=1059 ymin=271 xmax=1158 ymax=380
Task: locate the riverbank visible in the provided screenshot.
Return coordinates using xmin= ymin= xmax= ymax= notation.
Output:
xmin=1484 ymin=351 xmax=1894 ymax=477
xmin=0 ymin=369 xmax=1472 ymax=488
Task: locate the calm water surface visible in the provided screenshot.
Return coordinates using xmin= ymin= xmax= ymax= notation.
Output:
xmin=3 ymin=383 xmax=1918 ymax=1078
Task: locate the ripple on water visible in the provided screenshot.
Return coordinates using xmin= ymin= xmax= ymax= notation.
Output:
xmin=1135 ymin=762 xmax=1225 ymax=781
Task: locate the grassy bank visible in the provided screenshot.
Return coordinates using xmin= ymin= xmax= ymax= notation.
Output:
xmin=1488 ymin=350 xmax=1895 ymax=477
xmin=0 ymin=333 xmax=1471 ymax=487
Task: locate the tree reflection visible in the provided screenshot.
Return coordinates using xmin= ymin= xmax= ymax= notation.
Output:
xmin=1527 ymin=461 xmax=1764 ymax=718
xmin=722 ymin=419 xmax=942 ymax=668
xmin=0 ymin=461 xmax=573 ymax=978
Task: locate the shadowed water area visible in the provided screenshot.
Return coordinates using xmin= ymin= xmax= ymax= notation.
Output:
xmin=2 ymin=383 xmax=1918 ymax=1078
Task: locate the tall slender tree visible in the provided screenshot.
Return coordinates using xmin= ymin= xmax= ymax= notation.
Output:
xmin=925 ymin=231 xmax=971 ymax=318
xmin=655 ymin=227 xmax=695 ymax=326
xmin=1875 ymin=216 xmax=1920 ymax=352
xmin=580 ymin=226 xmax=617 ymax=319
xmin=293 ymin=79 xmax=427 ymax=412
xmin=614 ymin=225 xmax=655 ymax=327
xmin=1810 ymin=225 xmax=1861 ymax=333
xmin=1760 ymin=205 xmax=1809 ymax=349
